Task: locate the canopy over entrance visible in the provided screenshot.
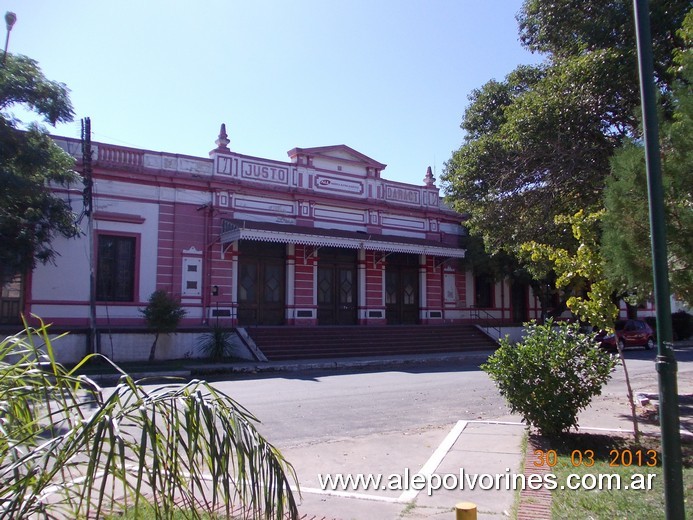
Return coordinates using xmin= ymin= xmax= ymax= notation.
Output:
xmin=220 ymin=219 xmax=466 ymax=258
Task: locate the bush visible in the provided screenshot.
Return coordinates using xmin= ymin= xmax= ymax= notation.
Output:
xmin=197 ymin=324 xmax=235 ymax=360
xmin=482 ymin=319 xmax=618 ymax=436
xmin=644 ymin=316 xmax=657 ymax=333
xmin=641 ymin=311 xmax=693 ymax=341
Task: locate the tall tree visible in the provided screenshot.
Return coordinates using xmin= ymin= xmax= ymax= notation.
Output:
xmin=0 ymin=54 xmax=79 ymax=281
xmin=602 ymin=9 xmax=693 ymax=305
xmin=442 ymin=0 xmax=690 ymax=256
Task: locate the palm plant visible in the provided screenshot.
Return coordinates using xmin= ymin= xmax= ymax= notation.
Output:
xmin=196 ymin=325 xmax=236 ymax=361
xmin=0 ymin=318 xmax=299 ymax=519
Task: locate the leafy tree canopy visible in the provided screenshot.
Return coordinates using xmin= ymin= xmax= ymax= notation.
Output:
xmin=442 ymin=1 xmax=690 ymax=257
xmin=0 ymin=54 xmax=79 ymax=279
xmin=602 ymin=9 xmax=693 ymax=305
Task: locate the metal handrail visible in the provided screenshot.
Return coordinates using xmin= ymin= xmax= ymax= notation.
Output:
xmin=468 ymin=308 xmax=503 ymax=342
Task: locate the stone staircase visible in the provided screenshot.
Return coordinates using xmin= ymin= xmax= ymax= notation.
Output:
xmin=243 ymin=325 xmax=498 ymax=361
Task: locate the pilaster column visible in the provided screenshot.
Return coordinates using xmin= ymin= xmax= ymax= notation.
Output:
xmin=286 ymin=244 xmax=295 ymax=322
xmin=358 ymin=248 xmax=366 ymax=313
xmin=419 ymin=254 xmax=427 ymax=320
xmin=230 ymin=241 xmax=239 ymax=321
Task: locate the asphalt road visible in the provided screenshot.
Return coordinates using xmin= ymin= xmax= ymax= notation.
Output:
xmin=209 ymin=357 xmax=510 ymax=446
xmin=597 ymin=345 xmax=693 ymax=396
xmin=208 ymin=346 xmax=693 ymax=447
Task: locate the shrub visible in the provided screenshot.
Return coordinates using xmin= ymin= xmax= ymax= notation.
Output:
xmin=0 ymin=318 xmax=299 ymax=519
xmin=482 ymin=319 xmax=618 ymax=436
xmin=641 ymin=311 xmax=693 ymax=341
xmin=140 ymin=290 xmax=186 ymax=361
xmin=197 ymin=324 xmax=236 ymax=360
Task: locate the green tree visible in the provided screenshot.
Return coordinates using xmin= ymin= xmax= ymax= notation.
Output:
xmin=0 ymin=54 xmax=80 ymax=280
xmin=521 ymin=211 xmax=620 ymax=331
xmin=602 ymin=10 xmax=693 ymax=305
xmin=442 ymin=1 xmax=690 ymax=256
xmin=140 ymin=290 xmax=187 ymax=361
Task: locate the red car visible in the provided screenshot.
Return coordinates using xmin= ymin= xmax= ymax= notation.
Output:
xmin=598 ymin=319 xmax=656 ymax=351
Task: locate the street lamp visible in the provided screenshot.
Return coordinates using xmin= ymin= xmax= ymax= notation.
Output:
xmin=2 ymin=11 xmax=16 ymax=66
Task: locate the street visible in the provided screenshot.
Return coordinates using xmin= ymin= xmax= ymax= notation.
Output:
xmin=209 ymin=355 xmax=509 ymax=447
xmin=208 ymin=347 xmax=693 ymax=448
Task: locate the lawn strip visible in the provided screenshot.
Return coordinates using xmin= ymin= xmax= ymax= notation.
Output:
xmin=548 ymin=433 xmax=693 ymax=519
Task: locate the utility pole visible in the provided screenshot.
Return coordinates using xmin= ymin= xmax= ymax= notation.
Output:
xmin=82 ymin=117 xmax=98 ymax=355
xmin=632 ymin=1 xmax=684 ymax=518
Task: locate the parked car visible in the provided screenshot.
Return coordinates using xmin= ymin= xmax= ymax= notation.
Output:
xmin=597 ymin=319 xmax=656 ymax=351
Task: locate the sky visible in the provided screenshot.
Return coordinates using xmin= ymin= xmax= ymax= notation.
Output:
xmin=6 ymin=0 xmax=544 ymax=187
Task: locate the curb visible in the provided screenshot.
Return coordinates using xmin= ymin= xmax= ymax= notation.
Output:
xmin=88 ymin=370 xmax=192 ymax=385
xmin=189 ymin=350 xmax=493 ymax=376
xmin=81 ymin=351 xmax=493 ymax=386
xmin=79 ymin=350 xmax=492 ymax=386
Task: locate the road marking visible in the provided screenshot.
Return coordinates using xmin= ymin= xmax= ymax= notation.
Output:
xmin=297 ymin=420 xmax=470 ymax=503
xmin=398 ymin=419 xmax=468 ymax=502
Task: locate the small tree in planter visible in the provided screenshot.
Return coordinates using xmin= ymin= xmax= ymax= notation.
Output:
xmin=482 ymin=319 xmax=618 ymax=436
xmin=140 ymin=290 xmax=186 ymax=361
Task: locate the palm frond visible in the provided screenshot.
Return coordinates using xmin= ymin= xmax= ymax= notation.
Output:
xmin=0 ymin=317 xmax=299 ymax=520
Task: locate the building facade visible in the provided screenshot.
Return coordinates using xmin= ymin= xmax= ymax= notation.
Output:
xmin=21 ymin=125 xmax=517 ymax=332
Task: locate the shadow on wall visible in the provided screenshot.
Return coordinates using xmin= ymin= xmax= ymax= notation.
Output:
xmin=38 ymin=330 xmax=257 ymax=364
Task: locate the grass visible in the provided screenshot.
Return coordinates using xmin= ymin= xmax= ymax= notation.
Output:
xmin=546 ymin=433 xmax=693 ymax=519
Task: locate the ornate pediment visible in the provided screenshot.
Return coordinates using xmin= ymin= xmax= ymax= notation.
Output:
xmin=287 ymin=145 xmax=386 ymax=177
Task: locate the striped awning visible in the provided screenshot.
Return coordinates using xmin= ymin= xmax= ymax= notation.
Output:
xmin=220 ymin=219 xmax=465 ymax=258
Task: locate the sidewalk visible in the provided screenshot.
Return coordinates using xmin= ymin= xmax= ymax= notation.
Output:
xmin=285 ymin=364 xmax=693 ymax=520
xmin=88 ymin=344 xmax=692 ymax=519
xmin=285 ymin=418 xmax=527 ymax=520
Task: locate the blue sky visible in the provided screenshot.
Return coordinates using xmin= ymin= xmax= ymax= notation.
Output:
xmin=7 ymin=0 xmax=543 ymax=187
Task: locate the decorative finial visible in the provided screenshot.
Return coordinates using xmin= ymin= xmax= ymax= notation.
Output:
xmin=423 ymin=166 xmax=436 ymax=187
xmin=215 ymin=123 xmax=230 ymax=150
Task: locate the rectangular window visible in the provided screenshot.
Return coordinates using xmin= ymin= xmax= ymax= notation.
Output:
xmin=0 ymin=271 xmax=23 ymax=324
xmin=97 ymin=235 xmax=136 ymax=301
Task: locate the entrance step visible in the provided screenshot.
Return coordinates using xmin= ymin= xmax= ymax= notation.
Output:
xmin=244 ymin=325 xmax=497 ymax=361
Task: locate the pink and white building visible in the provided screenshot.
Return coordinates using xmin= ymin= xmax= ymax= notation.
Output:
xmin=1 ymin=125 xmax=553 ymax=360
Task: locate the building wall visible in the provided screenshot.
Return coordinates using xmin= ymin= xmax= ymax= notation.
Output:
xmin=23 ymin=134 xmax=471 ymax=359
